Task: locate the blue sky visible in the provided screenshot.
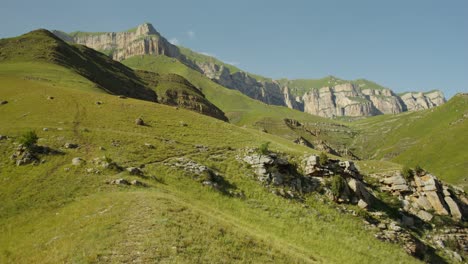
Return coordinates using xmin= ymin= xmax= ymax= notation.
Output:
xmin=1 ymin=0 xmax=467 ymax=98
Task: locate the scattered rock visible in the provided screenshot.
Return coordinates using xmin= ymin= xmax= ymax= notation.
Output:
xmin=47 ymin=96 xmax=54 ymax=100
xmin=118 ymin=95 xmax=127 ymax=99
xmin=135 ymin=118 xmax=145 ymax=126
xmin=64 ymin=142 xmax=79 ymax=149
xmin=110 ymin=179 xmax=130 ymax=185
xmin=0 ymin=100 xmax=8 ymax=105
xmin=0 ymin=135 xmax=7 ymax=140
xmin=179 ymin=121 xmax=188 ymax=127
xmin=99 ymin=146 xmax=105 ymax=151
xmin=95 ymin=101 xmax=103 ymax=105
xmin=72 ymin=157 xmax=85 ymax=166
xmin=357 ymin=199 xmax=368 ymax=209
xmin=126 ymin=167 xmax=143 ymax=176
xmin=144 ymin=143 xmax=155 ymax=149
xmin=131 ymin=180 xmax=146 ymax=187
xmin=42 ymin=128 xmax=49 ymax=131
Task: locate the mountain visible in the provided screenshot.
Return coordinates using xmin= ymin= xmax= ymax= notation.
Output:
xmin=52 ymin=23 xmax=446 ymax=118
xmin=1 ymin=26 xmax=467 ymax=263
xmin=0 ymin=29 xmax=227 ymax=121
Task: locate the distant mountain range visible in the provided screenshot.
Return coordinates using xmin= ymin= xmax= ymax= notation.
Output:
xmin=52 ymin=23 xmax=445 ymax=118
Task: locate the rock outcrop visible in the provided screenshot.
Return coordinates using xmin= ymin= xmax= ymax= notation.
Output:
xmin=399 ymin=91 xmax=446 ymax=111
xmin=375 ymin=171 xmax=466 ymax=221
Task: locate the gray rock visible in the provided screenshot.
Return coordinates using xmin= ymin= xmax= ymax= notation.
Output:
xmin=72 ymin=157 xmax=84 ymax=166
xmin=131 ymin=180 xmax=146 ymax=187
xmin=126 ymin=167 xmax=143 ymax=176
xmin=417 ymin=210 xmax=433 ymax=222
xmin=444 ymin=196 xmax=462 ymax=220
xmin=110 ymin=179 xmax=130 ymax=185
xmin=135 ymin=118 xmax=145 ymax=126
xmin=64 ymin=143 xmax=79 ymax=149
xmin=388 ymin=222 xmax=402 ymax=232
xmin=42 ymin=128 xmax=49 ymax=131
xmin=357 ymin=199 xmax=368 ymax=209
xmin=144 ymin=143 xmax=155 ymax=149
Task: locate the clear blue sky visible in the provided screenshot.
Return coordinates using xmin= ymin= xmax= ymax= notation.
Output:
xmin=1 ymin=0 xmax=467 ymax=98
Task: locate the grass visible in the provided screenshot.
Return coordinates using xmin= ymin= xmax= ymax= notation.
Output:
xmin=0 ymin=73 xmax=421 ymax=263
xmin=350 ymin=94 xmax=468 ymax=189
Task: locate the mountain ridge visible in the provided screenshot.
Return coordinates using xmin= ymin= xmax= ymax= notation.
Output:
xmin=51 ymin=22 xmax=446 ymax=118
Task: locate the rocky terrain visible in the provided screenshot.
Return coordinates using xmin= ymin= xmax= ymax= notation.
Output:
xmin=240 ymin=149 xmax=468 ymax=262
xmin=52 ymin=23 xmax=446 ymax=118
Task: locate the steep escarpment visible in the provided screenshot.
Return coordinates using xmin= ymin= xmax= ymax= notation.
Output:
xmin=52 ymin=23 xmax=446 ymax=118
xmin=53 ymin=23 xmax=180 ymax=61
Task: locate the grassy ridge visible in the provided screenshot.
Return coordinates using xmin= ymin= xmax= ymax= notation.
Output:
xmin=351 ymin=94 xmax=468 ymax=189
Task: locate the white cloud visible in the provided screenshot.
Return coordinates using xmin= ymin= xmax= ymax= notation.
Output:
xmin=169 ymin=38 xmax=179 ymax=45
xmin=187 ymin=30 xmax=195 ymax=39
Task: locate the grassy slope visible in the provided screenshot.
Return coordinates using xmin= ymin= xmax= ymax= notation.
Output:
xmin=350 ymin=94 xmax=468 ymax=189
xmin=0 ymin=73 xmax=419 ymax=263
xmin=0 ymin=29 xmax=157 ymax=101
xmin=122 ymin=55 xmax=341 ymax=128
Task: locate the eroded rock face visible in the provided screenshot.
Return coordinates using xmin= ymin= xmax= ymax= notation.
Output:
xmin=54 ymin=23 xmax=180 ymax=61
xmin=400 ymin=91 xmax=446 ymax=111
xmin=375 ymin=171 xmax=466 ymax=221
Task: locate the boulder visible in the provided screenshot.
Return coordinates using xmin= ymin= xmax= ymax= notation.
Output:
xmin=414 ymin=174 xmax=438 ymax=192
xmin=358 ymin=199 xmax=368 ymax=209
xmin=444 ymin=196 xmax=462 ymax=220
xmin=304 ymin=155 xmax=320 ymax=175
xmin=72 ymin=157 xmax=85 ymax=166
xmin=64 ymin=143 xmax=79 ymax=149
xmin=411 ymin=195 xmax=433 ymax=211
xmin=425 ymin=191 xmax=449 ymax=215
xmin=347 ymin=178 xmax=373 ymax=205
xmin=417 ymin=210 xmax=433 ymax=222
xmin=16 ymin=151 xmax=38 ymax=166
xmin=131 ymin=180 xmax=146 ymax=187
xmin=110 ymin=179 xmax=130 ymax=185
xmin=126 ymin=167 xmax=143 ymax=176
xmin=135 ymin=118 xmax=145 ymax=126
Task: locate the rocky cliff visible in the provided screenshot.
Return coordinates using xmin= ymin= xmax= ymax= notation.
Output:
xmin=52 ymin=23 xmax=446 ymax=118
xmin=53 ymin=23 xmax=180 ymax=61
xmin=400 ymin=91 xmax=446 ymax=111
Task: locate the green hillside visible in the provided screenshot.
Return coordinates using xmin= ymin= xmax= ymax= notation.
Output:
xmin=0 ymin=30 xmax=227 ymax=121
xmin=0 ymin=75 xmax=420 ymax=263
xmin=351 ymin=94 xmax=468 ymax=189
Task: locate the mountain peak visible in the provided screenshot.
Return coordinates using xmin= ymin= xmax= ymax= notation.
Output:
xmin=133 ymin=22 xmax=159 ymax=36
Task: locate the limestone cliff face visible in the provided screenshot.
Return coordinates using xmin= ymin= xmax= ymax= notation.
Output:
xmin=400 ymin=91 xmax=446 ymax=111
xmin=300 ymin=84 xmax=379 ymax=117
xmin=53 ymin=23 xmax=180 ymax=61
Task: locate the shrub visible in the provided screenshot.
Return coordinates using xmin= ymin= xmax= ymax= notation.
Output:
xmin=414 ymin=165 xmax=424 ymax=175
xmin=319 ymin=152 xmax=329 ymax=166
xmin=330 ymin=175 xmax=346 ymax=200
xmin=401 ymin=166 xmax=414 ymax=181
xmin=19 ymin=130 xmax=38 ymax=150
xmin=258 ymin=142 xmax=270 ymax=155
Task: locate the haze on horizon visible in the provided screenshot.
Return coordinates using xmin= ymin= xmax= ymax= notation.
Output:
xmin=1 ymin=0 xmax=466 ymax=98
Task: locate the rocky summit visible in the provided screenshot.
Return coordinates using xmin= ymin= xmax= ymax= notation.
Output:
xmin=52 ymin=23 xmax=446 ymax=118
